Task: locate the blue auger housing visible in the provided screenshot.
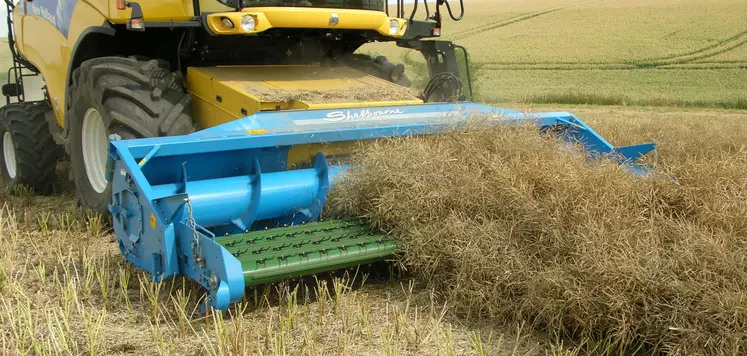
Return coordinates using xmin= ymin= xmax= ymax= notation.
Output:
xmin=106 ymin=102 xmax=656 ymax=310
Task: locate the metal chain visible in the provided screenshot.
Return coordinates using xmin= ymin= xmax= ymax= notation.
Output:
xmin=185 ymin=198 xmax=203 ymax=263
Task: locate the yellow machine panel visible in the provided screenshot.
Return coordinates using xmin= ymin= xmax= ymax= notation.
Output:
xmin=15 ymin=0 xmax=110 ymax=126
xmin=18 ymin=1 xmax=107 ymax=126
xmin=206 ymin=7 xmax=407 ymax=37
xmin=106 ymin=0 xmax=195 ymax=23
xmin=186 ymin=65 xmax=422 ymax=129
xmin=198 ymin=0 xmax=234 ymax=13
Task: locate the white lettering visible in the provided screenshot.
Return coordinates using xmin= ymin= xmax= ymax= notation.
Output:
xmin=324 ymin=109 xmax=406 ymax=122
xmin=28 ymin=3 xmax=58 ymax=27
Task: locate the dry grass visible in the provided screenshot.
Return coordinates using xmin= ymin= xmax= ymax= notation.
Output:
xmin=329 ymin=110 xmax=747 ymax=355
xmin=0 ymin=172 xmax=548 ymax=355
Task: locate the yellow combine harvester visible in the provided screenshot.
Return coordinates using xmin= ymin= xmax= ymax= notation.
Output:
xmin=1 ymin=0 xmax=656 ymax=310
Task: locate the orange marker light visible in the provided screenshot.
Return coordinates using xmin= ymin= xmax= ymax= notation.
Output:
xmin=116 ymin=0 xmax=126 ymax=10
xmin=129 ymin=19 xmax=144 ymax=30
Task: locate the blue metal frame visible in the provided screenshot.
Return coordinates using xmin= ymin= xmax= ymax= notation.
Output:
xmin=107 ymin=102 xmax=656 ymax=310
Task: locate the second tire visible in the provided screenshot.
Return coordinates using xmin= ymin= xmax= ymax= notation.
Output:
xmin=66 ymin=56 xmax=194 ymax=214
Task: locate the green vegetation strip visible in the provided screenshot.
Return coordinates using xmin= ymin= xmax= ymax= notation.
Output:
xmin=216 ymin=219 xmax=398 ymax=286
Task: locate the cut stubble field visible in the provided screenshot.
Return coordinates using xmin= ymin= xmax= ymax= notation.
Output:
xmin=2 ymin=106 xmax=747 ymax=355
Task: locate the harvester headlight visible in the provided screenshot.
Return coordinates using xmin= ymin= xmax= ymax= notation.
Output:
xmin=241 ymin=15 xmax=257 ymax=32
xmin=389 ymin=19 xmax=400 ymax=35
xmin=221 ymin=17 xmax=234 ymax=29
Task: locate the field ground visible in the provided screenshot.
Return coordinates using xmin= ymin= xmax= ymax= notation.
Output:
xmin=362 ymin=0 xmax=747 ymax=109
xmin=2 ymin=105 xmax=746 ymax=355
xmin=0 ymin=38 xmax=10 ymax=84
xmin=0 ymin=167 xmax=559 ymax=355
xmin=1 ymin=0 xmax=746 ymax=354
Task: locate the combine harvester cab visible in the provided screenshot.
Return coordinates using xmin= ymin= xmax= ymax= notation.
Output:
xmin=107 ymin=102 xmax=656 ymax=310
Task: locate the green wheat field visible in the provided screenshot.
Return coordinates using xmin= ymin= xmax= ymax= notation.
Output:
xmin=363 ymin=0 xmax=747 ymax=109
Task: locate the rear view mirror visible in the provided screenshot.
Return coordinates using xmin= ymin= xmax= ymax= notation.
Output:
xmin=2 ymin=83 xmax=23 ymax=97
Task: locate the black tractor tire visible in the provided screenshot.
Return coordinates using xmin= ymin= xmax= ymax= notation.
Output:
xmin=0 ymin=101 xmax=59 ymax=195
xmin=67 ymin=56 xmax=194 ymax=215
xmin=344 ymin=54 xmax=412 ymax=87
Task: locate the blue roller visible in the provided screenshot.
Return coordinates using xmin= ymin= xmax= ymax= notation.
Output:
xmin=106 ymin=102 xmax=657 ymax=310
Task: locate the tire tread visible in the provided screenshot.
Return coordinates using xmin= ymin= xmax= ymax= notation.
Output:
xmin=0 ymin=102 xmax=59 ymax=195
xmin=66 ymin=56 xmax=194 ymax=213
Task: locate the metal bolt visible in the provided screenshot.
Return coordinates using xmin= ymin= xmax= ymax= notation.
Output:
xmin=208 ymin=273 xmax=219 ymax=290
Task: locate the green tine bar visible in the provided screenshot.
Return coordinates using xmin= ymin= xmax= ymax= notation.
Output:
xmin=215 ymin=219 xmax=399 ymax=286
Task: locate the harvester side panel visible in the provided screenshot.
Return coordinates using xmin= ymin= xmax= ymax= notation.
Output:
xmin=14 ymin=0 xmax=109 ymax=126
